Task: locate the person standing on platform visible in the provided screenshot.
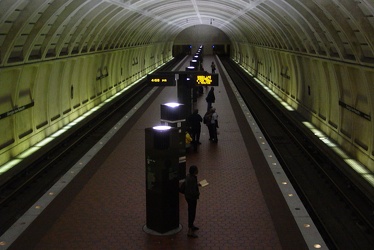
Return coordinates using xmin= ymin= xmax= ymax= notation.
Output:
xmin=205 ymin=87 xmax=215 ymax=112
xmin=203 ymin=108 xmax=214 ymax=142
xmin=211 ymin=61 xmax=216 ymax=74
xmin=188 ymin=109 xmax=203 ymax=151
xmin=184 ymin=165 xmax=200 ymax=238
xmin=208 ymin=108 xmax=218 ymax=143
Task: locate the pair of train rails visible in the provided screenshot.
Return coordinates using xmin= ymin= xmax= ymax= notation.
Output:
xmin=221 ymin=58 xmax=374 ymax=249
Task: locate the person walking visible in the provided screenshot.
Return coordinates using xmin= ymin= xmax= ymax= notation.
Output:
xmin=205 ymin=87 xmax=215 ymax=112
xmin=188 ymin=109 xmax=203 ymax=151
xmin=184 ymin=165 xmax=200 ymax=238
xmin=211 ymin=61 xmax=216 ymax=74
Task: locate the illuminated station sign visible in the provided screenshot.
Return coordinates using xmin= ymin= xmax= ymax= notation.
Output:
xmin=194 ymin=73 xmax=219 ymax=86
xmin=147 ymin=74 xmax=176 ymax=86
xmin=147 ymin=72 xmax=218 ymax=87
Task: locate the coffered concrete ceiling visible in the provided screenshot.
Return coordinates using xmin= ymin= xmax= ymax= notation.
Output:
xmin=1 ymin=0 xmax=374 ymax=66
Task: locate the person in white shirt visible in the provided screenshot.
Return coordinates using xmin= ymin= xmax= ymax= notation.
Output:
xmin=208 ymin=108 xmax=218 ymax=143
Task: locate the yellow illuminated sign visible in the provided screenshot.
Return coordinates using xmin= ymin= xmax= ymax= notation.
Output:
xmin=147 ymin=74 xmax=176 ymax=86
xmin=196 ymin=75 xmax=213 ymax=85
xmin=150 ymin=78 xmax=169 ymax=83
xmin=194 ymin=74 xmax=218 ymax=86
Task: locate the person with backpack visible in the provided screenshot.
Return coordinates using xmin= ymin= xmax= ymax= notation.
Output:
xmin=203 ymin=108 xmax=213 ymax=126
xmin=188 ymin=109 xmax=203 ymax=150
xmin=204 ymin=108 xmax=218 ymax=142
xmin=209 ymin=108 xmax=219 ymax=142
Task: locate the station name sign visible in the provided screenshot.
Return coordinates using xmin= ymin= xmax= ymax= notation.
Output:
xmin=0 ymin=101 xmax=35 ymax=120
xmin=339 ymin=100 xmax=371 ymax=121
xmin=147 ymin=74 xmax=176 ymax=86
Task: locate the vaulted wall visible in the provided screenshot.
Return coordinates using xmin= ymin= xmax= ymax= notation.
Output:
xmin=232 ymin=44 xmax=374 ymax=170
xmin=0 ymin=43 xmax=173 ymax=166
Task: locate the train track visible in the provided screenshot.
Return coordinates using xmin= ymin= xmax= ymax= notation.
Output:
xmin=0 ymin=57 xmax=183 ymax=236
xmin=220 ymin=57 xmax=374 ymax=249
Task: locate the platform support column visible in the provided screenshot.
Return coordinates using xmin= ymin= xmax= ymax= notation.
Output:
xmin=160 ymin=103 xmax=186 ymax=180
xmin=144 ymin=126 xmax=181 ymax=235
xmin=177 ymin=74 xmax=193 ymax=118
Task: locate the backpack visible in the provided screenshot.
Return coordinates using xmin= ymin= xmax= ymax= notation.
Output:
xmin=203 ymin=114 xmax=212 ymax=124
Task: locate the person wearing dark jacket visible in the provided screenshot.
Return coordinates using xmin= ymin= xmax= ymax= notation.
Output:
xmin=188 ymin=109 xmax=203 ymax=149
xmin=205 ymin=87 xmax=215 ymax=111
xmin=211 ymin=61 xmax=216 ymax=74
xmin=184 ymin=165 xmax=200 ymax=238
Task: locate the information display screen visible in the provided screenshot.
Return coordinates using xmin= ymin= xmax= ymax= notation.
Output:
xmin=194 ymin=73 xmax=219 ymax=86
xmin=147 ymin=74 xmax=176 ymax=86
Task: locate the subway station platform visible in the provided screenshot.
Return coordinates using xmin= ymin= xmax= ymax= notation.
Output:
xmin=1 ymin=56 xmax=326 ymax=249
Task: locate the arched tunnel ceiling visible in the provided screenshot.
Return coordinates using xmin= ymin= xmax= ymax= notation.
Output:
xmin=1 ymin=0 xmax=374 ymax=66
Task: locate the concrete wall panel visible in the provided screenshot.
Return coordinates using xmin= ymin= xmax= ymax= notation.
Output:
xmin=338 ymin=65 xmax=354 ymax=139
xmin=363 ymin=71 xmax=374 ymax=162
xmin=318 ymin=62 xmax=330 ymax=122
xmin=0 ymin=69 xmax=19 ymax=154
xmin=61 ymin=60 xmax=73 ymax=116
xmin=16 ymin=66 xmax=36 ymax=140
xmin=34 ymin=64 xmax=50 ymax=131
xmin=70 ymin=59 xmax=81 ymax=110
xmin=78 ymin=57 xmax=90 ymax=105
xmin=48 ymin=61 xmax=63 ymax=123
xmin=346 ymin=67 xmax=371 ymax=153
